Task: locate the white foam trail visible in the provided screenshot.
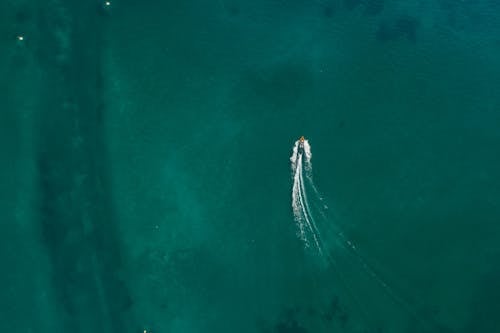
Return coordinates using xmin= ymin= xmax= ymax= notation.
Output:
xmin=290 ymin=138 xmax=433 ymax=330
xmin=303 ymin=140 xmax=312 ymax=166
xmin=290 ymin=139 xmax=323 ymax=254
xmin=298 ymin=159 xmax=323 ymax=255
xmin=302 ymin=141 xmax=330 ymax=213
xmin=292 ymin=154 xmax=308 ymax=245
xmin=290 ymin=144 xmax=297 ymax=168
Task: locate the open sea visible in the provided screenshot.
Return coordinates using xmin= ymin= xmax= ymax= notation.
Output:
xmin=1 ymin=1 xmax=500 ymax=332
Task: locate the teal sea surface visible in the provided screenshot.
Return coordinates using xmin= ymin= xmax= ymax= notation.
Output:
xmin=1 ymin=1 xmax=500 ymax=332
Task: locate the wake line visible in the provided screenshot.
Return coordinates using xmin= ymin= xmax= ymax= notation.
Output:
xmin=298 ymin=159 xmax=323 ymax=255
xmin=292 ymin=154 xmax=307 ymax=244
xmin=291 ymin=142 xmax=322 ymax=253
xmin=289 ymin=137 xmax=435 ymax=332
xmin=290 ymin=137 xmax=373 ymax=322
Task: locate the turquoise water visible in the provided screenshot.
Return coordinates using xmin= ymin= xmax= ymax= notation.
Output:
xmin=1 ymin=0 xmax=500 ymax=332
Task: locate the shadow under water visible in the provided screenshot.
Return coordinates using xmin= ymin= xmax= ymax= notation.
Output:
xmin=34 ymin=1 xmax=134 ymax=331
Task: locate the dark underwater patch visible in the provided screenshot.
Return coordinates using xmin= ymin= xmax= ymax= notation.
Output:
xmin=275 ymin=319 xmax=308 ymax=333
xmin=322 ymin=4 xmax=335 ymax=19
xmin=376 ymin=16 xmax=419 ymax=43
xmin=343 ymin=0 xmax=362 ymax=11
xmin=244 ymin=63 xmax=314 ymax=110
xmin=227 ymin=4 xmax=241 ymax=17
xmin=219 ymin=0 xmax=240 ymax=17
xmin=15 ymin=6 xmax=33 ymax=23
xmin=364 ymin=0 xmax=384 ymax=16
xmin=320 ymin=295 xmax=349 ymax=327
xmin=464 ymin=265 xmax=500 ymax=332
xmin=342 ymin=0 xmax=384 ymax=15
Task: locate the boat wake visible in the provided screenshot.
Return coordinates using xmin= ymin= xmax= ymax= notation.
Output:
xmin=291 ymin=138 xmax=324 ymax=253
xmin=290 ymin=137 xmax=436 ymax=332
